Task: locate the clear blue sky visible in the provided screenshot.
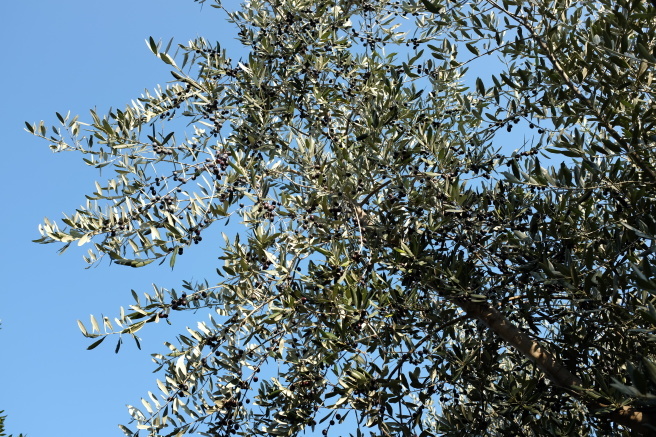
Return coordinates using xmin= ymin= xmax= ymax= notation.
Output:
xmin=1 ymin=2 xmax=245 ymax=435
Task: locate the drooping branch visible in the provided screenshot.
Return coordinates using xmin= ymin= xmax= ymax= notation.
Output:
xmin=455 ymin=297 xmax=656 ymax=435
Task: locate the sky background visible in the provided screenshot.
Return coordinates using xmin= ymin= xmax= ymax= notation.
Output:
xmin=1 ymin=1 xmax=246 ymax=436
xmin=0 ymin=2 xmax=532 ymax=436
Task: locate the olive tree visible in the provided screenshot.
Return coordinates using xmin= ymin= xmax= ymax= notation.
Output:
xmin=0 ymin=325 xmax=24 ymax=437
xmin=30 ymin=0 xmax=656 ymax=435
xmin=1 ymin=327 xmax=25 ymax=437
xmin=0 ymin=411 xmax=25 ymax=437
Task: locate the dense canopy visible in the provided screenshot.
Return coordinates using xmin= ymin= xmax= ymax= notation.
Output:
xmin=31 ymin=0 xmax=656 ymax=435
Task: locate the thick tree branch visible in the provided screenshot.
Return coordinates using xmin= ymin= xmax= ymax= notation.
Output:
xmin=454 ymin=297 xmax=656 ymax=435
xmin=455 ymin=297 xmax=581 ymax=387
xmin=609 ymin=406 xmax=656 ymax=436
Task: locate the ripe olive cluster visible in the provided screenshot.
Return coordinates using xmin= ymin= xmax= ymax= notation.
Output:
xmin=169 ymin=293 xmax=189 ymax=311
xmin=151 ymin=194 xmax=177 ymax=213
xmin=167 ymin=291 xmax=208 ymax=312
xmin=142 ymin=84 xmax=191 ymax=123
xmin=489 ymin=110 xmax=546 ymax=135
xmin=245 ymin=250 xmax=273 ymax=270
xmin=109 ymin=146 xmax=240 ymax=258
xmin=152 ymin=143 xmax=175 ymax=155
xmin=252 ymin=199 xmax=278 ymax=222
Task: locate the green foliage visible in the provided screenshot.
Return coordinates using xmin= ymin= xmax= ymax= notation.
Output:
xmin=31 ymin=0 xmax=656 ymax=435
xmin=0 ymin=410 xmax=25 ymax=437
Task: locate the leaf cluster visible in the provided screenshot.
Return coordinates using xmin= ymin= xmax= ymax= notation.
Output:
xmin=31 ymin=0 xmax=656 ymax=435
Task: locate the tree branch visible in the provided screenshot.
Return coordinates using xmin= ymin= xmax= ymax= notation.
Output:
xmin=454 ymin=297 xmax=656 ymax=435
xmin=484 ymin=0 xmax=656 ymax=183
xmin=455 ymin=297 xmax=581 ymax=387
